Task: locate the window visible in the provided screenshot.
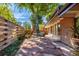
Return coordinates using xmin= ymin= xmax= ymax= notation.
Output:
xmin=58 ymin=24 xmax=61 ymax=31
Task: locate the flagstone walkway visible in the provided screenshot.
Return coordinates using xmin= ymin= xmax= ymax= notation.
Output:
xmin=16 ymin=35 xmax=74 ymax=56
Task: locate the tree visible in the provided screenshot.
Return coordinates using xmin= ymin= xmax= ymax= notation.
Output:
xmin=17 ymin=3 xmax=58 ymax=36
xmin=39 ymin=23 xmax=44 ymax=31
xmin=30 ymin=14 xmax=43 ymax=33
xmin=23 ymin=22 xmax=31 ymax=30
xmin=17 ymin=22 xmax=22 ymax=26
xmin=0 ymin=3 xmax=18 ymax=24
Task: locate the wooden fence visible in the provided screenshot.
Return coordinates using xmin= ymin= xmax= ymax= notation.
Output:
xmin=0 ymin=16 xmax=25 ymax=51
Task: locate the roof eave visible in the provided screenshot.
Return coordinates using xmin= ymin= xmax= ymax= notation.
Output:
xmin=58 ymin=3 xmax=76 ymax=17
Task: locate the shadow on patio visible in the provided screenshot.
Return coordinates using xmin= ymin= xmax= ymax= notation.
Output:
xmin=16 ymin=36 xmax=73 ymax=56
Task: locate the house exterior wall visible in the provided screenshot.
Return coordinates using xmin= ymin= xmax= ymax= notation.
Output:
xmin=45 ymin=3 xmax=79 ymax=47
xmin=46 ymin=17 xmax=75 ymax=47
xmin=59 ymin=17 xmax=74 ymax=46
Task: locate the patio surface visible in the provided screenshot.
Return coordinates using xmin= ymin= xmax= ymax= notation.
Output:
xmin=16 ymin=34 xmax=74 ymax=56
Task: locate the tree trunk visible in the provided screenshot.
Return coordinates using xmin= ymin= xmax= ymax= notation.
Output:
xmin=35 ymin=18 xmax=40 ymax=36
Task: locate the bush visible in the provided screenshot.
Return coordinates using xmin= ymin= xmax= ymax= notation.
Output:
xmin=0 ymin=34 xmax=25 ymax=56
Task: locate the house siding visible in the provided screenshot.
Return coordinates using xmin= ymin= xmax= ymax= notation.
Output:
xmin=59 ymin=17 xmax=74 ymax=46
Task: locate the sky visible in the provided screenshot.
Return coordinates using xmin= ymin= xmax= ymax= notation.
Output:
xmin=9 ymin=4 xmax=32 ymax=26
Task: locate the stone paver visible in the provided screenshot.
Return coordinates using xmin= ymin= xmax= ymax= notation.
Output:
xmin=16 ymin=36 xmax=73 ymax=56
